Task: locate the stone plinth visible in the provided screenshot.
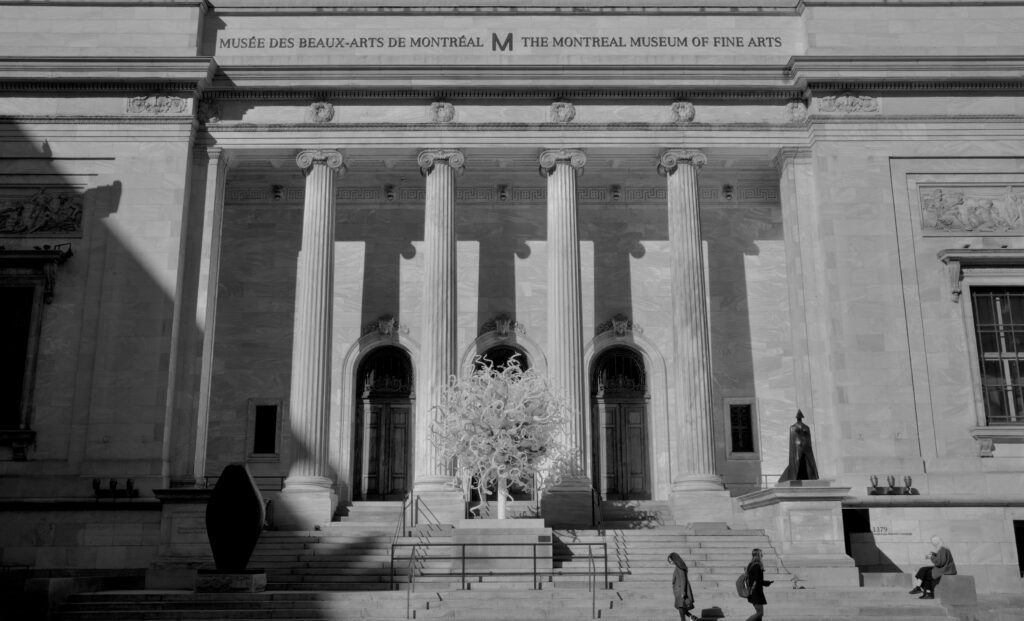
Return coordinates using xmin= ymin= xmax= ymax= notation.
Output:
xmin=195 ymin=569 xmax=267 ymax=593
xmin=146 ymin=489 xmax=213 ymax=589
xmin=452 ymin=519 xmax=552 ymax=579
xmin=738 ymin=481 xmax=858 ymax=587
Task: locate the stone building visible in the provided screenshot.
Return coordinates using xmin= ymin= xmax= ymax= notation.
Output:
xmin=1 ymin=0 xmax=1023 ymax=594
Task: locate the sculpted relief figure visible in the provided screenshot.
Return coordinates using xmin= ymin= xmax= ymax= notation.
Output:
xmin=0 ymin=190 xmax=83 ymax=234
xmin=922 ymin=186 xmax=1024 ymax=233
xmin=779 ymin=410 xmax=819 ymax=482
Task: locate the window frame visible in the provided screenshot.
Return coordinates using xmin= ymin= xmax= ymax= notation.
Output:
xmin=723 ymin=397 xmax=759 ymax=460
xmin=940 ymin=249 xmax=1024 ymax=453
xmin=246 ymin=398 xmax=283 ymax=462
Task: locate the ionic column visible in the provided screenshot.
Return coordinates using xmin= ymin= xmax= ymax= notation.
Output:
xmin=280 ymin=149 xmax=345 ymax=529
xmin=659 ymin=149 xmax=723 ymax=491
xmin=414 ymin=149 xmax=464 ymax=497
xmin=540 ymin=149 xmax=588 ymax=474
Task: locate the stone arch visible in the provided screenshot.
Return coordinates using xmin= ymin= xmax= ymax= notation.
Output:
xmin=584 ymin=329 xmax=671 ymax=500
xmin=332 ymin=330 xmax=420 ymax=504
xmin=460 ymin=328 xmax=548 ymax=376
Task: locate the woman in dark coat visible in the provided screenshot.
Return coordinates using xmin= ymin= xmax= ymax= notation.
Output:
xmin=744 ymin=548 xmax=773 ymax=621
xmin=668 ymin=552 xmax=696 ymax=621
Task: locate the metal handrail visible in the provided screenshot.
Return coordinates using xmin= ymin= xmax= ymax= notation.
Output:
xmin=588 ymin=543 xmax=597 ymax=619
xmin=393 ymin=492 xmax=412 ymax=545
xmin=390 ymin=541 xmax=609 ymax=591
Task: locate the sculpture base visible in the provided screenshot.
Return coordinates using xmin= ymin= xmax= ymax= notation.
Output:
xmin=194 ymin=569 xmax=266 ymax=593
xmin=540 ymin=483 xmax=595 ymax=528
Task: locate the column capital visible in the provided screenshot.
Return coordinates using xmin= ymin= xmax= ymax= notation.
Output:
xmin=295 ymin=149 xmax=345 ymax=175
xmin=539 ymin=149 xmax=586 ymax=177
xmin=657 ymin=149 xmax=706 ymax=176
xmin=418 ymin=149 xmax=465 ymax=176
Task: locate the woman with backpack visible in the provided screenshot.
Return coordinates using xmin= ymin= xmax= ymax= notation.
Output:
xmin=667 ymin=552 xmax=698 ymax=621
xmin=744 ymin=548 xmax=773 ymax=621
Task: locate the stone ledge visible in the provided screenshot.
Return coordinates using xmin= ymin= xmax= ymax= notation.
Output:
xmin=738 ymin=482 xmax=851 ymax=510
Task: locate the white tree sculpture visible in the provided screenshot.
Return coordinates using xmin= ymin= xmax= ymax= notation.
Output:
xmin=432 ymin=355 xmax=570 ymax=520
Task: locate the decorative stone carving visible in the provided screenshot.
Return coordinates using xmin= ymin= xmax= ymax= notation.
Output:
xmin=361 ymin=314 xmax=407 ymax=337
xmin=126 ymin=95 xmax=188 ymax=115
xmin=977 ymin=437 xmax=995 ymax=458
xmin=417 ymin=149 xmax=466 ymax=176
xmin=921 ymin=186 xmax=1024 ymax=233
xmin=197 ymin=99 xmax=221 ymax=124
xmin=429 ymin=101 xmax=456 ymax=123
xmin=816 ymin=94 xmax=878 ymax=113
xmin=205 ymin=464 xmax=265 ymax=572
xmin=595 ymin=313 xmax=642 ymax=337
xmin=479 ymin=314 xmax=526 ymax=338
xmin=295 ymin=149 xmax=345 ymax=174
xmin=307 ymin=102 xmax=334 ymax=123
xmin=943 ymin=259 xmax=963 ymax=303
xmin=657 ymin=149 xmax=707 ymax=177
xmin=671 ymin=101 xmax=696 ymax=123
xmin=549 ymin=101 xmax=576 ymax=124
xmin=786 ymin=100 xmax=808 ymax=123
xmin=538 ymin=149 xmax=586 ymax=176
xmin=0 ymin=190 xmax=83 ymax=235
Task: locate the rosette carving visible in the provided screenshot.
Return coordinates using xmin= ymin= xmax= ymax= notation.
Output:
xmin=307 ymin=102 xmax=335 ymax=123
xmin=786 ymin=101 xmax=808 ymax=123
xmin=657 ymin=149 xmax=707 ymax=176
xmin=550 ymin=101 xmax=576 ymax=123
xmin=417 ymin=149 xmax=466 ymax=176
xmin=429 ymin=102 xmax=456 ymax=123
xmin=295 ymin=150 xmax=345 ymax=175
xmin=671 ymin=101 xmax=696 ymax=123
xmin=538 ymin=149 xmax=586 ymax=177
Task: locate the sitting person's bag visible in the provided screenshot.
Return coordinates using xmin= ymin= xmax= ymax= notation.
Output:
xmin=735 ymin=571 xmax=751 ymax=598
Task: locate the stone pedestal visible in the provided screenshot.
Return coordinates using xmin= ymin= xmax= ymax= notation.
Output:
xmin=738 ymin=480 xmax=858 ymax=587
xmin=146 ymin=488 xmax=213 ymax=589
xmin=452 ymin=519 xmax=552 ymax=579
xmin=195 ymin=569 xmax=267 ymax=593
xmin=412 ymin=489 xmax=465 ymax=527
xmin=540 ymin=481 xmax=597 ymax=528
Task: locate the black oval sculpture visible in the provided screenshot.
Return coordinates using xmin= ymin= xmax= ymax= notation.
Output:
xmin=205 ymin=464 xmax=266 ymax=572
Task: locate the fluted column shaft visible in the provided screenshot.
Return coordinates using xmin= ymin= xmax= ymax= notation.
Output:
xmin=660 ymin=149 xmax=723 ymax=491
xmin=285 ymin=150 xmax=344 ymax=491
xmin=541 ymin=149 xmax=588 ymax=477
xmin=414 ymin=149 xmax=464 ymax=490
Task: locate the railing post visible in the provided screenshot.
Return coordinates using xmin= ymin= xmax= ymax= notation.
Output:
xmin=461 ymin=543 xmax=466 ymax=589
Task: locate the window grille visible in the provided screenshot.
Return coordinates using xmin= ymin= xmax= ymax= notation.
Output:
xmin=971 ymin=287 xmax=1024 ymax=424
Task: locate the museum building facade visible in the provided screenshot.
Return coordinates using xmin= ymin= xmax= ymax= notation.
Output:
xmin=1 ymin=0 xmax=1024 ymax=593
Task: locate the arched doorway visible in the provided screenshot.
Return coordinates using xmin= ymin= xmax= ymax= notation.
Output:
xmin=591 ymin=346 xmax=651 ymax=500
xmin=353 ymin=346 xmax=413 ymax=500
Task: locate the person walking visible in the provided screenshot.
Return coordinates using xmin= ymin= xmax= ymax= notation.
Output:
xmin=744 ymin=548 xmax=773 ymax=621
xmin=909 ymin=536 xmax=957 ymax=599
xmin=668 ymin=552 xmax=697 ymax=621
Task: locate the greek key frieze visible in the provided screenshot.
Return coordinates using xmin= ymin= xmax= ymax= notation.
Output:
xmin=0 ymin=189 xmax=83 ymax=235
xmin=920 ymin=185 xmax=1024 ymax=234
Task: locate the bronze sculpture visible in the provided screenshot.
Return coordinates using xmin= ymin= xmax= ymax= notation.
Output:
xmin=779 ymin=410 xmax=819 ymax=482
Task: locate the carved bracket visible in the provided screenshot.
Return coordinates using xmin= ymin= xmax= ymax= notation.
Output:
xmin=479 ymin=314 xmax=526 ymax=338
xmin=361 ymin=314 xmax=408 ymax=338
xmin=596 ymin=313 xmax=643 ymax=337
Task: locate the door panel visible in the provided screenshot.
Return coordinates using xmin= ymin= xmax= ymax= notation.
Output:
xmin=356 ymin=401 xmax=410 ymax=500
xmin=593 ymin=400 xmax=650 ymax=500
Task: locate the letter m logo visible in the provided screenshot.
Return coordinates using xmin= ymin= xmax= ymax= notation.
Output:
xmin=492 ymin=32 xmax=513 ymax=52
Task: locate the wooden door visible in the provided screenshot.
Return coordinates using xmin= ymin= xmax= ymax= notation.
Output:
xmin=594 ymin=400 xmax=650 ymax=500
xmin=356 ymin=400 xmax=410 ymax=500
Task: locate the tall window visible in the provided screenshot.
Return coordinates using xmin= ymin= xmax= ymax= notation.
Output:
xmin=971 ymin=287 xmax=1024 ymax=424
xmin=729 ymin=403 xmax=755 ymax=453
xmin=0 ymin=286 xmax=35 ymax=430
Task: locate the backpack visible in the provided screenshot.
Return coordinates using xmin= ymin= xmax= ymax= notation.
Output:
xmin=735 ymin=571 xmax=751 ymax=598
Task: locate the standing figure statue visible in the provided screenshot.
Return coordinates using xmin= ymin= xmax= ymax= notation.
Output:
xmin=779 ymin=410 xmax=819 ymax=482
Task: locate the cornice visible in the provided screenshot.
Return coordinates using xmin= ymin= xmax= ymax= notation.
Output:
xmin=0 ymin=57 xmax=217 ymax=91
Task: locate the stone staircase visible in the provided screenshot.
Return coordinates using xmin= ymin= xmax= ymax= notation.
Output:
xmin=52 ymin=502 xmax=956 ymax=621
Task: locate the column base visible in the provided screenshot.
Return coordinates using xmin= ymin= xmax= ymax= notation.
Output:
xmin=412 ymin=487 xmax=464 ymax=526
xmin=540 ymin=478 xmax=596 ymax=528
xmin=669 ymin=489 xmax=735 ymax=525
xmin=673 ymin=474 xmax=725 ymax=492
xmin=274 ymin=487 xmax=337 ymax=531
